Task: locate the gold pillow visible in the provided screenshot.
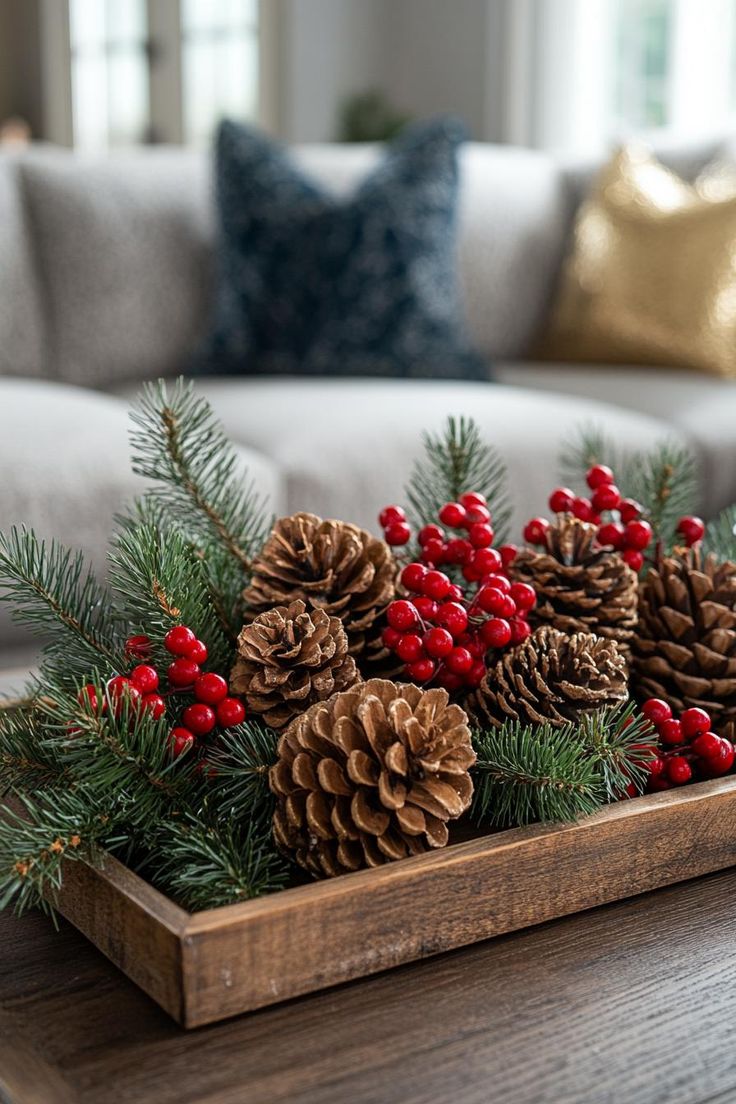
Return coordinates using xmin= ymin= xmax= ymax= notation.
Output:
xmin=538 ymin=145 xmax=736 ymax=378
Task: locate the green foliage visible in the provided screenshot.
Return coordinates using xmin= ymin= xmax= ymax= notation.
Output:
xmin=704 ymin=504 xmax=736 ymax=563
xmin=471 ymin=702 xmax=650 ymax=829
xmin=405 ymin=416 xmax=511 ymax=542
xmin=560 ymin=425 xmax=698 ymax=553
xmin=206 ymin=721 xmax=279 ymax=830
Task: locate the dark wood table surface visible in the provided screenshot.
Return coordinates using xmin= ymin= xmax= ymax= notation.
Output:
xmin=1 ymin=870 xmax=735 ymax=1104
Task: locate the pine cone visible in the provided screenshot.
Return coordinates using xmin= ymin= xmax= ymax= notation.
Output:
xmin=632 ymin=550 xmax=736 ymax=739
xmin=270 ymin=679 xmax=475 ymax=878
xmin=245 ymin=513 xmax=397 ymax=667
xmin=467 ymin=625 xmax=628 ymax=728
xmin=511 ymin=517 xmax=638 ymax=648
xmin=230 ymin=599 xmax=361 ymax=731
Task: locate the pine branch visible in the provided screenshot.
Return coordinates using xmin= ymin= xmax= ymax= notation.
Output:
xmin=129 ymin=379 xmax=269 ymax=573
xmin=576 ymin=701 xmax=652 ymax=801
xmin=405 ymin=416 xmax=512 ymax=542
xmin=0 ymin=701 xmax=71 ymax=796
xmin=471 ymin=722 xmax=603 ymax=828
xmin=704 ymin=505 xmax=736 ymax=563
xmin=0 ymin=528 xmax=122 ymax=685
xmin=143 ymin=814 xmax=289 ymax=911
xmin=206 ymin=721 xmax=279 ymax=829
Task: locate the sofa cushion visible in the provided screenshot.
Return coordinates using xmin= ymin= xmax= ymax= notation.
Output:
xmin=0 ymin=156 xmax=46 ymax=379
xmin=19 ymin=150 xmax=215 ymax=388
xmin=0 ymin=380 xmax=285 ymax=649
xmin=496 ymin=362 xmax=735 ymax=517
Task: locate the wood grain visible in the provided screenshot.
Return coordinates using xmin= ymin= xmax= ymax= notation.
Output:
xmin=49 ymin=776 xmax=736 ymax=1027
xmin=5 ymin=870 xmax=736 ymax=1104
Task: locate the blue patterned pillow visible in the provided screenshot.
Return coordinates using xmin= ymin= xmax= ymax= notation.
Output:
xmin=197 ymin=118 xmax=487 ymax=380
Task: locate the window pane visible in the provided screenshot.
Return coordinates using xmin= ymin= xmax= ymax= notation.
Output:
xmin=614 ymin=0 xmax=672 ymax=130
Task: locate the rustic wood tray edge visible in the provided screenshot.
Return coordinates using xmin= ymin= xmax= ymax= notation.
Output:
xmin=49 ymin=777 xmax=736 ymax=1028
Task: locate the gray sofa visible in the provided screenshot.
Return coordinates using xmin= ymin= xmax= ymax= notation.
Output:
xmin=1 ymin=135 xmax=735 ymax=671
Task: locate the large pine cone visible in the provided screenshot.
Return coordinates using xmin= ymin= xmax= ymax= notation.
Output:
xmin=230 ymin=599 xmax=361 ymax=731
xmin=632 ymin=550 xmax=736 ymax=739
xmin=511 ymin=517 xmax=638 ymax=648
xmin=244 ymin=513 xmax=397 ymax=667
xmin=270 ymin=679 xmax=475 ymax=877
xmin=467 ymin=625 xmax=628 ymax=728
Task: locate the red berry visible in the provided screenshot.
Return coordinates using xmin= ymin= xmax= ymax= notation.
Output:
xmin=420 ymin=538 xmax=445 ymax=565
xmin=396 ymin=633 xmax=424 ymax=663
xmin=680 ymin=707 xmax=711 ymax=739
xmin=107 ymin=676 xmax=141 ymax=717
xmin=414 ymin=596 xmax=440 ymax=620
xmin=130 ymin=664 xmax=159 ymax=694
xmin=142 ymin=693 xmax=166 ymax=720
xmin=548 ymin=487 xmax=575 ymax=513
xmin=418 ymin=524 xmax=444 ymax=546
xmin=438 ymin=502 xmax=467 ymax=528
xmin=523 ymin=517 xmax=550 ymax=545
xmin=477 ymin=585 xmax=508 ymax=615
xmin=181 ymin=703 xmax=217 ymax=737
xmin=406 ymin=657 xmax=436 ymax=682
xmin=480 ymin=618 xmax=512 ymax=649
xmin=168 ymin=726 xmax=194 ymax=757
xmin=125 ymin=634 xmax=151 ymax=659
xmin=216 ymin=697 xmax=246 ymax=728
xmin=642 ymin=698 xmax=673 ymax=725
xmin=509 ymin=582 xmax=536 ymax=611
xmin=597 ymin=522 xmax=625 ymax=549
xmin=164 ymin=625 xmax=197 ymax=656
xmin=472 ymin=548 xmax=503 ymax=575
xmin=691 ymin=731 xmax=722 ymax=759
xmin=468 ymin=523 xmax=494 ymax=549
xmin=423 ymin=627 xmax=454 ymax=658
xmin=167 ymin=658 xmax=201 ymax=689
xmin=483 ymin=573 xmax=511 ymax=594
xmin=676 ymin=515 xmax=706 ymax=546
xmin=77 ymin=683 xmax=100 ymax=712
xmin=385 ymin=521 xmax=411 ymax=546
xmin=436 ymin=669 xmax=464 ymax=691
xmin=509 ymin=617 xmax=532 ymax=645
xmin=464 ymin=660 xmax=487 ymax=688
xmin=622 ymin=549 xmax=644 ymax=572
xmin=591 ymin=484 xmax=621 ymax=512
xmin=461 ymin=632 xmax=486 ymax=658
xmin=445 ymin=537 xmax=474 ymax=564
xmin=586 ymin=464 xmax=615 ymax=489
xmin=659 ymin=718 xmax=684 ymax=745
xmin=387 ymin=599 xmax=419 ymax=631
xmin=624 ymin=520 xmax=653 ymax=551
xmin=649 ymin=756 xmax=666 ymax=778
xmin=422 ymin=570 xmax=452 ymax=601
xmin=667 ymin=755 xmax=692 ymax=785
xmin=382 ymin=626 xmax=402 ymax=650
xmin=705 ymin=738 xmax=736 ymax=775
xmin=571 ymin=497 xmax=593 ymax=521
xmin=401 ymin=563 xmax=427 ymax=592
xmin=445 ymin=646 xmax=473 ymax=674
xmin=499 ymin=544 xmax=518 ymax=567
xmin=447 ymin=584 xmax=465 ymax=601
xmin=464 ymin=504 xmax=491 ymax=525
xmin=460 ymin=492 xmax=487 ymax=509
xmin=435 ymin=601 xmax=469 ymax=636
xmin=379 ymin=505 xmax=406 ymax=528
xmin=462 ymin=561 xmax=483 ymax=583
xmin=619 ymin=499 xmax=643 ymax=523
xmin=194 ymin=673 xmax=229 ymax=705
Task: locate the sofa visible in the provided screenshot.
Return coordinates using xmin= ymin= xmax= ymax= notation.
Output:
xmin=1 ymin=134 xmax=735 ymax=673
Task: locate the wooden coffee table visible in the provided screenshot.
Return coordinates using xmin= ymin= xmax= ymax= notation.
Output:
xmin=0 ymin=868 xmax=735 ymax=1104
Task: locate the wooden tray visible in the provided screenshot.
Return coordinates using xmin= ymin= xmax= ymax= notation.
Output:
xmin=49 ymin=777 xmax=736 ymax=1028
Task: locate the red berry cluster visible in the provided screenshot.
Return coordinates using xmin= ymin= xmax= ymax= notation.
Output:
xmin=78 ymin=627 xmax=245 ymax=761
xmin=523 ymin=463 xmax=705 ymax=572
xmin=639 ymin=698 xmax=735 ymax=789
xmin=378 ymin=492 xmax=536 ymax=689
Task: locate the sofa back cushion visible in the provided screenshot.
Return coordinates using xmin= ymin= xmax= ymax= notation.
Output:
xmin=20 ymin=149 xmax=214 ymax=388
xmin=0 ymin=156 xmax=46 ymax=379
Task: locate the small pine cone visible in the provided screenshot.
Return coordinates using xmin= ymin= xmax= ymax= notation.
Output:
xmin=467 ymin=625 xmax=628 ymax=728
xmin=632 ymin=550 xmax=736 ymax=738
xmin=270 ymin=679 xmax=475 ymax=878
xmin=511 ymin=517 xmax=638 ymax=648
xmin=230 ymin=599 xmax=361 ymax=731
xmin=245 ymin=513 xmax=397 ymax=663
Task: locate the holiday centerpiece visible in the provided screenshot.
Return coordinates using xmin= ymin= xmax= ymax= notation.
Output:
xmin=2 ymin=382 xmax=736 ymax=1026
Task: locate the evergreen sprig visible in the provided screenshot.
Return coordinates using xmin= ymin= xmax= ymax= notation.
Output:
xmin=559 ymin=426 xmax=698 ymax=553
xmin=405 ymin=416 xmax=511 ymax=542
xmin=704 ymin=505 xmax=736 ymax=563
xmin=206 ymin=721 xmax=279 ymax=829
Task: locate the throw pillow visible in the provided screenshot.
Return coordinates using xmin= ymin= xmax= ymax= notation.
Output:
xmin=537 ymin=145 xmax=736 ymax=378
xmin=197 ymin=118 xmax=486 ymax=380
